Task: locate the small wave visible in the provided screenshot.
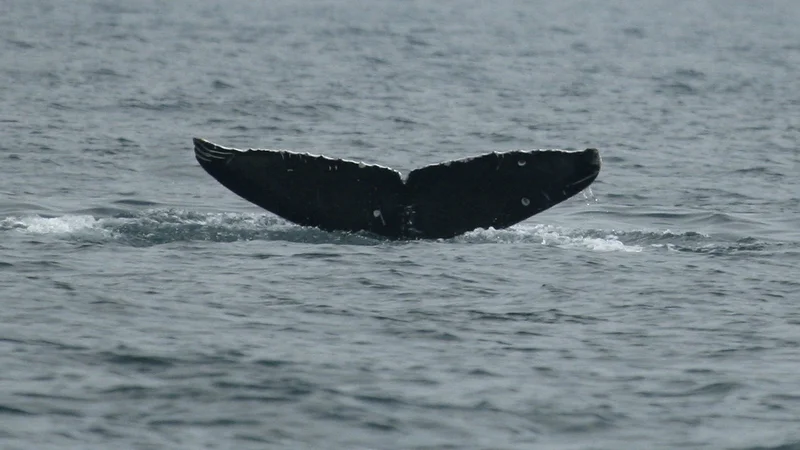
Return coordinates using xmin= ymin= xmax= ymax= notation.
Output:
xmin=728 ymin=441 xmax=800 ymax=450
xmin=211 ymin=79 xmax=235 ymax=90
xmin=1 ymin=210 xmax=782 ymax=255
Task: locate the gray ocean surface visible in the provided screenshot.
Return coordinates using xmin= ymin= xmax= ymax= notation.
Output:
xmin=1 ymin=1 xmax=799 ymax=449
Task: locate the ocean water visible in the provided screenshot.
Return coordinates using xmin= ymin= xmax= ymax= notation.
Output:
xmin=1 ymin=0 xmax=799 ymax=448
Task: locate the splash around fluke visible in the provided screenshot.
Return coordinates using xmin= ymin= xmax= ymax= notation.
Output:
xmin=193 ymin=138 xmax=600 ymax=239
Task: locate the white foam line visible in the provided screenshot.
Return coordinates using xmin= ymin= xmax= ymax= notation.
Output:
xmin=461 ymin=224 xmax=643 ymax=252
xmin=528 ymin=224 xmax=642 ymax=252
xmin=3 ymin=215 xmax=102 ymax=234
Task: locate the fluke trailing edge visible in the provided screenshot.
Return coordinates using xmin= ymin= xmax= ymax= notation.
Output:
xmin=193 ymin=138 xmax=601 ymax=239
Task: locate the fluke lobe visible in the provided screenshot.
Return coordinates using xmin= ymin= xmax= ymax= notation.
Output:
xmin=194 ymin=138 xmax=600 ymax=239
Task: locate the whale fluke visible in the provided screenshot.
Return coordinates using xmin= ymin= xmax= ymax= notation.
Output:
xmin=193 ymin=138 xmax=600 ymax=239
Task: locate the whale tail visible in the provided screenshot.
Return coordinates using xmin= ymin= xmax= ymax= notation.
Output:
xmin=193 ymin=138 xmax=600 ymax=239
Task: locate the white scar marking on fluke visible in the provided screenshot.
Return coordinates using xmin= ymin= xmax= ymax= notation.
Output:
xmin=373 ymin=209 xmax=385 ymax=225
xmin=193 ymin=138 xmax=404 ymax=176
xmin=195 ymin=141 xmax=233 ymax=161
xmin=567 ymin=172 xmax=599 ymax=187
xmin=194 ymin=140 xmax=596 ymax=191
xmin=521 ymin=197 xmax=530 ymax=206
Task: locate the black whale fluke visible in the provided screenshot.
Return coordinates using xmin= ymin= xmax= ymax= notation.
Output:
xmin=193 ymin=138 xmax=600 ymax=239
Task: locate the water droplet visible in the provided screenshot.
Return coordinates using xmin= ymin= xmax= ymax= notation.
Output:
xmin=373 ymin=210 xmax=381 ymax=217
xmin=518 ymin=160 xmax=526 ymax=166
xmin=359 ymin=162 xmax=366 ymax=168
xmin=521 ymin=197 xmax=530 ymax=206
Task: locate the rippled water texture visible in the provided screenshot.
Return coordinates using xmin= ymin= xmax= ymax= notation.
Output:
xmin=1 ymin=0 xmax=799 ymax=449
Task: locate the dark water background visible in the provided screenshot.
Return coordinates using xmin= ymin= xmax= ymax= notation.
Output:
xmin=1 ymin=0 xmax=799 ymax=448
